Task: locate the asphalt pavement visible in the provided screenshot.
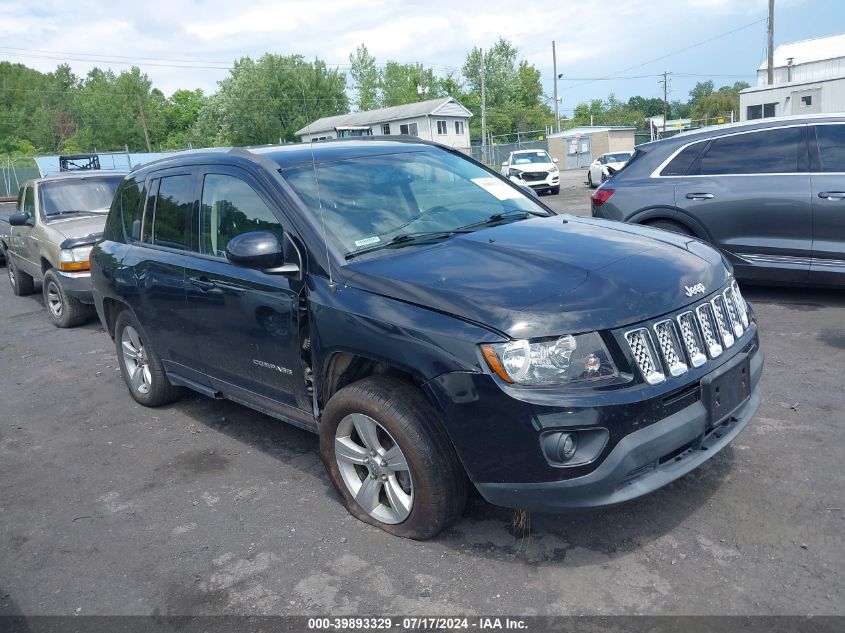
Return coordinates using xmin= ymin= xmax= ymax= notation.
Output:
xmin=1 ymin=171 xmax=843 ymax=616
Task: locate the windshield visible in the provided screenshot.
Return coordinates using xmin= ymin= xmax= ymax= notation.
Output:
xmin=511 ymin=151 xmax=553 ymax=165
xmin=280 ymin=149 xmax=550 ymax=257
xmin=605 ymin=152 xmax=632 ymax=163
xmin=40 ymin=177 xmax=123 ymax=218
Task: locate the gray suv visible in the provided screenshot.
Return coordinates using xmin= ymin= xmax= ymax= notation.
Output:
xmin=591 ymin=114 xmax=845 ymax=286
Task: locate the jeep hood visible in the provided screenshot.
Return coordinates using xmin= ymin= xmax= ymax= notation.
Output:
xmin=342 ymin=215 xmax=728 ymax=339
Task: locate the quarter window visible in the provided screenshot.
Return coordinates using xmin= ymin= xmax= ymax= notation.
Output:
xmin=120 ymin=180 xmax=143 ymax=240
xmin=697 ymin=127 xmax=803 ymax=175
xmin=815 ymin=125 xmax=845 ymax=173
xmin=660 ymin=141 xmax=707 ymax=176
xmin=436 ymin=120 xmax=448 ymax=135
xmin=148 ymin=175 xmax=193 ymax=250
xmin=199 ymin=174 xmax=282 ymax=258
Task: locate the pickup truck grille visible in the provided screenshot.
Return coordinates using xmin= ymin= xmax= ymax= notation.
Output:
xmin=624 ymin=282 xmax=750 ymax=385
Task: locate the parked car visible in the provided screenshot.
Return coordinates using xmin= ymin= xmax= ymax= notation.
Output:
xmin=91 ymin=139 xmax=762 ymax=539
xmin=0 ymin=172 xmax=125 ymax=326
xmin=591 ymin=114 xmax=845 ymax=286
xmin=0 ymin=199 xmax=16 ymax=264
xmin=587 ymin=151 xmax=633 ymax=188
xmin=500 ymin=149 xmax=560 ymax=194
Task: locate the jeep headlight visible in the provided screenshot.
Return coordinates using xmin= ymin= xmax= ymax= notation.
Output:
xmin=59 ymin=245 xmax=93 ymax=272
xmin=481 ymin=333 xmax=618 ymax=386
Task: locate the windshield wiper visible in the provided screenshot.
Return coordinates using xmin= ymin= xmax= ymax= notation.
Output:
xmin=345 ymin=231 xmax=454 ymax=260
xmin=454 ymin=209 xmax=545 ymax=233
xmin=48 ymin=210 xmax=99 ymax=217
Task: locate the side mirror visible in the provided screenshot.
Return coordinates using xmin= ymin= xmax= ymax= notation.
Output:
xmin=9 ymin=212 xmax=32 ymax=227
xmin=225 ymin=231 xmax=298 ymax=275
xmin=553 ymin=158 xmax=559 ymax=163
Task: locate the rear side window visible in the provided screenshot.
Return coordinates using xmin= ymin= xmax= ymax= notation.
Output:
xmin=120 ymin=179 xmax=143 ymax=241
xmin=660 ymin=142 xmax=706 ymax=176
xmin=199 ymin=174 xmax=282 ymax=258
xmin=815 ymin=125 xmax=845 ymax=172
xmin=145 ymin=175 xmax=193 ymax=250
xmin=698 ymin=127 xmax=804 ymax=175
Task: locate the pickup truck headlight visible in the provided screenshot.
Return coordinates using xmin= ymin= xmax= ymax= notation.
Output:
xmin=481 ymin=332 xmax=618 ymax=386
xmin=507 ymin=168 xmax=523 ymax=178
xmin=59 ymin=245 xmax=93 ymax=272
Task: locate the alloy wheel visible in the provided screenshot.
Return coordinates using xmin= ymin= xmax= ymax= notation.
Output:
xmin=46 ymin=281 xmax=63 ymax=318
xmin=121 ymin=325 xmax=152 ymax=395
xmin=334 ymin=413 xmax=413 ymax=524
xmin=8 ymin=263 xmax=15 ymax=287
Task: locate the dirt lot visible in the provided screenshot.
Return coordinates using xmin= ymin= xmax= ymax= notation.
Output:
xmin=1 ymin=176 xmax=843 ymax=616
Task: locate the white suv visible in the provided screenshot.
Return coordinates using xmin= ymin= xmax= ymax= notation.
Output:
xmin=500 ymin=150 xmax=560 ymax=195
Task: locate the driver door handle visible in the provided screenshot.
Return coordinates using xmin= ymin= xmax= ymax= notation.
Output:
xmin=189 ymin=276 xmax=217 ymax=291
xmin=686 ymin=192 xmax=714 ymax=200
xmin=818 ymin=191 xmax=845 ymax=200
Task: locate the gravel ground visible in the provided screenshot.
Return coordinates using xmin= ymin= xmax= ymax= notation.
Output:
xmin=0 ymin=171 xmax=843 ymax=616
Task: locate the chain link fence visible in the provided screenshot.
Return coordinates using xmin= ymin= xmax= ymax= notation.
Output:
xmin=1 ymin=158 xmax=39 ymax=197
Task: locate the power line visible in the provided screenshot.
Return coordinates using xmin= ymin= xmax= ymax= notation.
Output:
xmin=561 ymin=17 xmax=768 ymax=92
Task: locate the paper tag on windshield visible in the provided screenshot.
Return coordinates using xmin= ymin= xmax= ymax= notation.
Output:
xmin=471 ymin=177 xmax=523 ymax=201
xmin=354 ymin=236 xmax=381 ymax=247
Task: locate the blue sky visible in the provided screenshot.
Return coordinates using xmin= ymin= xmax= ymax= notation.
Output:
xmin=0 ymin=0 xmax=842 ymax=113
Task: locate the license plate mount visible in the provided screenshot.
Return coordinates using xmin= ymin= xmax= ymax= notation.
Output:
xmin=701 ymin=353 xmax=751 ymax=428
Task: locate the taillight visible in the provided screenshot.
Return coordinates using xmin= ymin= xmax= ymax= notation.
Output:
xmin=591 ymin=188 xmax=615 ymax=206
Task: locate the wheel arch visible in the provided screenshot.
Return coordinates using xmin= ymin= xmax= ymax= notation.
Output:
xmin=321 ymin=351 xmax=425 ymax=410
xmin=101 ymin=296 xmax=133 ymax=339
xmin=629 ymin=206 xmax=713 ymax=241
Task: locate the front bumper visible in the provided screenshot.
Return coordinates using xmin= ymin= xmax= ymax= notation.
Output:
xmin=56 ymin=270 xmax=94 ymax=304
xmin=476 ymin=351 xmax=761 ymax=511
xmin=508 ymin=173 xmax=559 ymax=191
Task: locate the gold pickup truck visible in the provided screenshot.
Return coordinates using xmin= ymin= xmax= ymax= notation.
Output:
xmin=0 ymin=172 xmax=125 ymax=327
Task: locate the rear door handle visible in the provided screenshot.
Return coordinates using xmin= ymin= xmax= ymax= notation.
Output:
xmin=686 ymin=192 xmax=714 ymax=200
xmin=189 ymin=276 xmax=217 ymax=291
xmin=818 ymin=191 xmax=845 ymax=200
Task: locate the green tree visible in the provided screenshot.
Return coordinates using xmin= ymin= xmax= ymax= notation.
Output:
xmin=194 ymin=54 xmax=348 ymax=146
xmin=163 ymin=89 xmax=206 ymax=148
xmin=380 ymin=61 xmax=437 ymax=106
xmin=462 ymin=38 xmax=519 ymax=107
xmin=348 ymin=44 xmax=381 ymax=111
xmin=627 ymin=95 xmax=664 ymax=118
xmin=691 ymin=89 xmax=740 ymax=123
xmin=688 ymin=80 xmax=715 ymax=107
xmin=567 ymin=94 xmax=644 ymax=128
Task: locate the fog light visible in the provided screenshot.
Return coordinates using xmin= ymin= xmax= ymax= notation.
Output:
xmin=558 ymin=432 xmax=577 ymax=461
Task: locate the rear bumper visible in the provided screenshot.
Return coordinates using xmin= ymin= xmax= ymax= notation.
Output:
xmin=475 ymin=350 xmax=763 ymax=512
xmin=56 ymin=270 xmax=94 ymax=304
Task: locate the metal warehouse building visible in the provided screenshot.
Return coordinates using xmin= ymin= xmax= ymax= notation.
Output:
xmin=740 ymin=33 xmax=845 ymax=121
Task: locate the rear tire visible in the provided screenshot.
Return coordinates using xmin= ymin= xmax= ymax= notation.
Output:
xmin=8 ymin=257 xmax=35 ymax=296
xmin=647 ymin=220 xmax=695 ymax=237
xmin=114 ymin=310 xmax=182 ymax=407
xmin=320 ymin=377 xmax=467 ymax=540
xmin=43 ymin=269 xmax=92 ymax=328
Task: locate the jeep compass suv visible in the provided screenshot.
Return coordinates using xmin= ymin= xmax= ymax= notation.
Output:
xmin=91 ymin=139 xmax=763 ymax=539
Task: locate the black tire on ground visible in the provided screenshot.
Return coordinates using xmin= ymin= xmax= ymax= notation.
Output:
xmin=114 ymin=310 xmax=183 ymax=407
xmin=7 ymin=257 xmax=35 ymax=296
xmin=587 ymin=172 xmax=594 ymax=188
xmin=320 ymin=376 xmax=468 ymax=540
xmin=647 ymin=219 xmax=696 ymax=237
xmin=42 ymin=269 xmax=92 ymax=328
xmin=551 ymin=186 xmax=560 ymax=195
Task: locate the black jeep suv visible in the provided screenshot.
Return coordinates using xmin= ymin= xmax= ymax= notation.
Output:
xmin=91 ymin=139 xmax=763 ymax=539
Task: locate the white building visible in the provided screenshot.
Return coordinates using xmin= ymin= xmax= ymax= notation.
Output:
xmin=740 ymin=33 xmax=845 ymax=121
xmin=296 ymin=97 xmax=472 ymax=150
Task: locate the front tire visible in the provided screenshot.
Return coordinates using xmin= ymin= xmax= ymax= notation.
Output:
xmin=551 ymin=185 xmax=560 ymax=195
xmin=114 ymin=310 xmax=182 ymax=407
xmin=320 ymin=377 xmax=467 ymax=540
xmin=42 ymin=270 xmax=92 ymax=328
xmin=587 ymin=171 xmax=595 ymax=188
xmin=8 ymin=257 xmax=35 ymax=296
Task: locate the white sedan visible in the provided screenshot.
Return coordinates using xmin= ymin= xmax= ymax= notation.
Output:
xmin=587 ymin=151 xmax=633 ymax=188
xmin=501 ymin=150 xmax=560 ymax=195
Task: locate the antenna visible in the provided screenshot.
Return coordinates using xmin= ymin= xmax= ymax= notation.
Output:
xmin=309 ymin=139 xmax=335 ymax=291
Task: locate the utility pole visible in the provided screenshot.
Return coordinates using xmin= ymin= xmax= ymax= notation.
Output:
xmin=480 ymin=49 xmax=487 ymax=164
xmin=137 ymin=94 xmax=152 ymax=153
xmin=552 ymin=41 xmax=560 ymax=133
xmin=659 ymin=71 xmax=670 ymax=133
xmin=767 ymin=0 xmax=775 ymax=85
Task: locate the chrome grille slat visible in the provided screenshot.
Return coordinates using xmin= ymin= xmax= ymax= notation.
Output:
xmin=677 ymin=311 xmax=707 ymax=368
xmin=624 ymin=328 xmax=665 ymax=385
xmin=695 ymin=303 xmax=723 ymax=358
xmin=653 ymin=320 xmax=687 ymax=376
xmin=731 ymin=280 xmax=749 ymax=328
xmin=723 ymin=288 xmax=744 ymax=338
xmin=711 ymin=295 xmax=735 ymax=348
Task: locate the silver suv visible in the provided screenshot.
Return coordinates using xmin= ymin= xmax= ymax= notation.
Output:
xmin=591 ymin=114 xmax=845 ymax=287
